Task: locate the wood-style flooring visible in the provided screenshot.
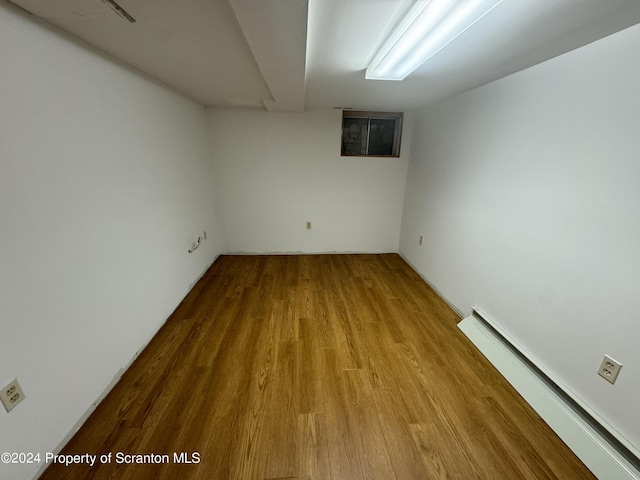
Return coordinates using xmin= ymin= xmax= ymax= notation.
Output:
xmin=40 ymin=254 xmax=595 ymax=479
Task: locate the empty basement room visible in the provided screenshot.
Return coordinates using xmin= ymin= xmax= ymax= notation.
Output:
xmin=2 ymin=0 xmax=640 ymax=479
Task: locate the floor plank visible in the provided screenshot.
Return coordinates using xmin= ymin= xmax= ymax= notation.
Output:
xmin=39 ymin=254 xmax=595 ymax=479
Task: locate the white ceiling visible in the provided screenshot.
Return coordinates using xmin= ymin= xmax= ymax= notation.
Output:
xmin=9 ymin=0 xmax=640 ymax=112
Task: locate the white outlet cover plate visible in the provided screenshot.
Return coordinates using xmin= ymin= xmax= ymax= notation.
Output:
xmin=598 ymin=355 xmax=622 ymax=385
xmin=1 ymin=378 xmax=26 ymax=413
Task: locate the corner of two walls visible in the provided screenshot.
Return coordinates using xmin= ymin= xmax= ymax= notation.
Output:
xmin=0 ymin=4 xmax=221 ymax=478
xmin=398 ymin=23 xmax=640 ymax=454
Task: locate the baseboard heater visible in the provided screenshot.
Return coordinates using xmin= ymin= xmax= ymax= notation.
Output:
xmin=459 ymin=307 xmax=640 ymax=480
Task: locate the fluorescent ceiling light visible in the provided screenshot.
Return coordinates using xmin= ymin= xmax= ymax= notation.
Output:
xmin=366 ymin=0 xmax=503 ymax=81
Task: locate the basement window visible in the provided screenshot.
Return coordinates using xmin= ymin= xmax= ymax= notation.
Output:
xmin=341 ymin=111 xmax=403 ymax=157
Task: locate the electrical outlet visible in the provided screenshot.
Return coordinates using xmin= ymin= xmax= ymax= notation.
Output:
xmin=598 ymin=355 xmax=622 ymax=385
xmin=306 ymin=221 xmax=312 ymax=230
xmin=419 ymin=235 xmax=424 ymax=245
xmin=1 ymin=378 xmax=25 ymax=413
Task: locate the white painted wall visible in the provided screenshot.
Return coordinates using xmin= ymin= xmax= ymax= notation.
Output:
xmin=207 ymin=108 xmax=410 ymax=254
xmin=0 ymin=4 xmax=220 ymax=479
xmin=400 ymin=23 xmax=640 ymax=452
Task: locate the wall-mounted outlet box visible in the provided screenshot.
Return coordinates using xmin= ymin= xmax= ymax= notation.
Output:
xmin=1 ymin=378 xmax=25 ymax=413
xmin=598 ymin=355 xmax=622 ymax=385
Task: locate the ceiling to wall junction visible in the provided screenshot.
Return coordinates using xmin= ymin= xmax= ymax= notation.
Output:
xmin=8 ymin=0 xmax=640 ymax=112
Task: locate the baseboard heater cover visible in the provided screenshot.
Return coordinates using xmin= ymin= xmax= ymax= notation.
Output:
xmin=459 ymin=308 xmax=640 ymax=480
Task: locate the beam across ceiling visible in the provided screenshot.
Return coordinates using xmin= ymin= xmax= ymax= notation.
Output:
xmin=229 ymin=0 xmax=308 ymax=112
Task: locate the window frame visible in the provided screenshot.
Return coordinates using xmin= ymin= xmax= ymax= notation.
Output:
xmin=340 ymin=110 xmax=404 ymax=158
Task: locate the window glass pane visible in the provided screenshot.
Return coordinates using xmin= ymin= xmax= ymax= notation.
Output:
xmin=367 ymin=118 xmax=396 ymax=156
xmin=342 ymin=118 xmax=369 ymax=155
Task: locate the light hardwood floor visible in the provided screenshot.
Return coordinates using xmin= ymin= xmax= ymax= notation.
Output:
xmin=40 ymin=254 xmax=595 ymax=479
